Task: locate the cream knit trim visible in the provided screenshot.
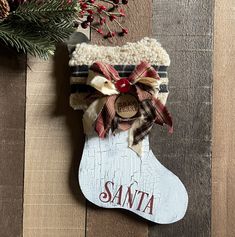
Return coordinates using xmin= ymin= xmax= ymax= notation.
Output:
xmin=69 ymin=37 xmax=170 ymax=66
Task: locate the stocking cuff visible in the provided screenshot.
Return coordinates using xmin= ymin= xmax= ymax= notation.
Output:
xmin=69 ymin=37 xmax=170 ymax=66
xmin=69 ymin=37 xmax=170 ymax=110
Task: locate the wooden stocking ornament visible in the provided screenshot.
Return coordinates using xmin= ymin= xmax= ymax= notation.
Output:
xmin=69 ymin=38 xmax=188 ymax=224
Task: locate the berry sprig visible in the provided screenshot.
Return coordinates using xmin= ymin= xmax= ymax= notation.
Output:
xmin=77 ymin=0 xmax=128 ymax=39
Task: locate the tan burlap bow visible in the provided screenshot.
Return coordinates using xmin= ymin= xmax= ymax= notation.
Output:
xmin=82 ymin=61 xmax=173 ymax=156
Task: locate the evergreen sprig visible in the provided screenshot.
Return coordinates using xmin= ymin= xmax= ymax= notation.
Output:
xmin=0 ymin=22 xmax=56 ymax=58
xmin=12 ymin=0 xmax=79 ymax=25
xmin=0 ymin=0 xmax=79 ymax=59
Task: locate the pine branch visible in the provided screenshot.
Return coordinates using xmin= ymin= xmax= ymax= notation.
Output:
xmin=10 ymin=0 xmax=79 ymax=25
xmin=0 ymin=0 xmax=80 ymax=58
xmin=36 ymin=21 xmax=75 ymax=42
xmin=12 ymin=19 xmax=75 ymax=42
xmin=0 ymin=22 xmax=55 ymax=59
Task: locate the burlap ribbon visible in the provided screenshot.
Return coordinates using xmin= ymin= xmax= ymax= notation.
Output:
xmin=82 ymin=61 xmax=173 ymax=156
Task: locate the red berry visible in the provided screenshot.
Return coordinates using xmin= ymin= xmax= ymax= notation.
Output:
xmin=99 ymin=5 xmax=107 ymax=11
xmin=119 ymin=8 xmax=125 ymax=16
xmin=87 ymin=9 xmax=94 ymax=14
xmin=100 ymin=17 xmax=106 ymax=25
xmin=81 ymin=3 xmax=88 ymax=10
xmin=89 ymin=0 xmax=95 ymax=3
xmin=122 ymin=28 xmax=128 ymax=34
xmin=122 ymin=0 xmax=128 ymax=4
xmin=97 ymin=28 xmax=104 ymax=35
xmin=81 ymin=21 xmax=89 ymax=29
xmin=109 ymin=14 xmax=117 ymax=21
xmin=106 ymin=32 xmax=112 ymax=38
xmin=87 ymin=15 xmax=94 ymax=22
xmin=79 ymin=12 xmax=85 ymax=18
xmin=106 ymin=32 xmax=116 ymax=38
xmin=113 ymin=0 xmax=119 ymax=3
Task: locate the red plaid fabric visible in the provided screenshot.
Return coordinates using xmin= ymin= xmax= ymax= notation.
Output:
xmin=90 ymin=61 xmax=173 ymax=148
xmin=95 ymin=95 xmax=117 ymax=138
xmin=91 ymin=62 xmax=120 ymax=81
xmin=128 ymin=61 xmax=160 ymax=82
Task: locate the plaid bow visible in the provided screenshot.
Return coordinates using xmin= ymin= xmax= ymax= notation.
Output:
xmin=83 ymin=61 xmax=173 ymax=156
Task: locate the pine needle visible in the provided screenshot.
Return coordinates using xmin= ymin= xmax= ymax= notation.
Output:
xmin=0 ymin=0 xmax=79 ymax=59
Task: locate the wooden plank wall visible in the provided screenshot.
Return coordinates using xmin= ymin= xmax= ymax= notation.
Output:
xmin=0 ymin=49 xmax=26 ymax=237
xmin=212 ymin=1 xmax=235 ymax=237
xmin=5 ymin=0 xmax=235 ymax=236
xmin=23 ymin=51 xmax=86 ymax=236
xmin=150 ymin=1 xmax=213 ymax=236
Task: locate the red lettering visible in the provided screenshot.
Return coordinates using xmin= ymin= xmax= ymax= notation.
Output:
xmin=122 ymin=187 xmax=138 ymax=208
xmin=111 ymin=185 xmax=123 ymax=205
xmin=143 ymin=195 xmax=154 ymax=215
xmin=136 ymin=191 xmax=149 ymax=211
xmin=99 ymin=181 xmax=154 ymax=215
xmin=99 ymin=181 xmax=114 ymax=203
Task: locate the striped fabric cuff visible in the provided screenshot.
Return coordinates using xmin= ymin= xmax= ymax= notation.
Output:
xmin=70 ymin=64 xmax=169 ymax=110
xmin=69 ymin=38 xmax=170 ymax=110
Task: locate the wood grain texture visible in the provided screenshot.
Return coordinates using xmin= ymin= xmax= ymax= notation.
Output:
xmin=150 ymin=0 xmax=213 ymax=236
xmin=86 ymin=0 xmax=152 ymax=236
xmin=23 ymin=48 xmax=86 ymax=237
xmin=0 ymin=49 xmax=26 ymax=237
xmin=212 ymin=1 xmax=235 ymax=237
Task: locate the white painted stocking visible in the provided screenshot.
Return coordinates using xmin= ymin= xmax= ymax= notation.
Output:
xmin=69 ymin=38 xmax=188 ymax=223
xmin=79 ymin=131 xmax=188 ymax=224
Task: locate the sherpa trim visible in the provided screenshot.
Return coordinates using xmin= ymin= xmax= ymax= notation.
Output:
xmin=69 ymin=37 xmax=170 ymax=66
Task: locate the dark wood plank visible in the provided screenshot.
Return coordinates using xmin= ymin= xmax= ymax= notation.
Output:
xmin=149 ymin=1 xmax=213 ymax=236
xmin=87 ymin=206 xmax=149 ymax=237
xmin=86 ymin=1 xmax=152 ymax=236
xmin=0 ymin=48 xmax=26 ymax=237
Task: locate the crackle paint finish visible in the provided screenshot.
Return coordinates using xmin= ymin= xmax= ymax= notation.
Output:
xmin=79 ymin=131 xmax=188 ymax=224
